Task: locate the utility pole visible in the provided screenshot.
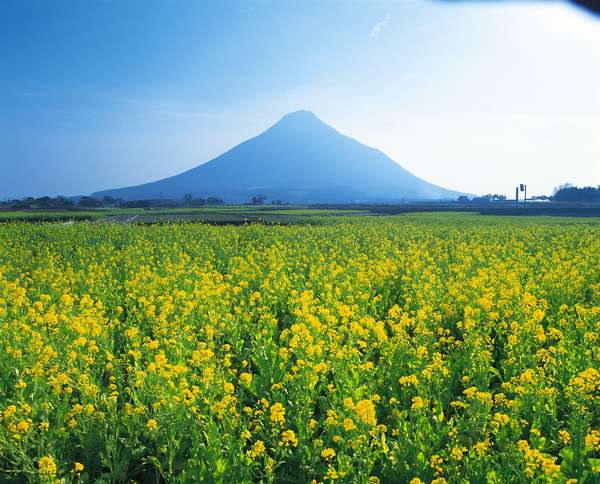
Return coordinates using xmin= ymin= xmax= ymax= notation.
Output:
xmin=516 ymin=187 xmax=519 ymax=209
xmin=520 ymin=184 xmax=527 ymax=209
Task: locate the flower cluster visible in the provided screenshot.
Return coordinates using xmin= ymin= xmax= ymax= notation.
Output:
xmin=0 ymin=214 xmax=599 ymax=482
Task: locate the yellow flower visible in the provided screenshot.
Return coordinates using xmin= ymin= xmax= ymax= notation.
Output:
xmin=411 ymin=396 xmax=424 ymax=411
xmin=354 ymin=399 xmax=377 ymax=426
xmin=282 ymin=429 xmax=298 ymax=447
xmin=473 ymin=440 xmax=489 ymax=456
xmin=146 ymin=419 xmax=158 ymax=431
xmin=343 ymin=418 xmax=356 ymax=432
xmin=450 ymin=445 xmax=466 ymax=461
xmin=326 ymin=410 xmax=337 ymax=426
xmin=586 ymin=429 xmax=600 ymax=452
xmin=38 ymin=456 xmax=56 ymax=476
xmin=326 ymin=468 xmax=339 ymax=480
xmin=491 ymin=412 xmax=510 ymax=432
xmin=270 ymin=402 xmax=285 ymax=426
xmin=250 ymin=440 xmax=266 ymax=459
xmin=239 ymin=372 xmax=252 ymax=386
xmin=321 ymin=448 xmax=336 ymax=460
xmin=71 ymin=462 xmax=84 ymax=475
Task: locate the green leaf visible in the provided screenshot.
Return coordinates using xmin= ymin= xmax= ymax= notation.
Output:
xmin=381 ymin=432 xmax=389 ymax=454
xmin=588 ymin=457 xmax=600 ymax=472
xmin=216 ymin=458 xmax=227 ymax=474
xmin=560 ymin=447 xmax=576 ymax=474
xmin=146 ymin=455 xmax=164 ymax=472
xmin=92 ymin=473 xmax=112 ymax=484
xmin=415 ymin=451 xmax=427 ymax=471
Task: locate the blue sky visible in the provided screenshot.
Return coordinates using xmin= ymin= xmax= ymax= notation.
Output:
xmin=1 ymin=0 xmax=599 ymax=200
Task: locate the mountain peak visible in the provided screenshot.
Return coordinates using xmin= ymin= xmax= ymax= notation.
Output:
xmin=274 ymin=110 xmax=322 ymax=127
xmin=267 ymin=110 xmax=336 ymax=137
xmin=281 ymin=110 xmax=318 ymax=120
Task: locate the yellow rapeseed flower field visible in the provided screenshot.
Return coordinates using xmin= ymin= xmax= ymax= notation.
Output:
xmin=0 ymin=214 xmax=599 ymax=483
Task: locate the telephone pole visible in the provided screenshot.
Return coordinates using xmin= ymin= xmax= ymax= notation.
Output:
xmin=520 ymin=184 xmax=527 ymax=209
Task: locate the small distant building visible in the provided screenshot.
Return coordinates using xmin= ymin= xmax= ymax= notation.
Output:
xmin=471 ymin=196 xmax=491 ymax=203
xmin=457 ymin=196 xmax=470 ymax=203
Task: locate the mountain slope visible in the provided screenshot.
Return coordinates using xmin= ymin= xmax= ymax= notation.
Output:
xmin=92 ymin=110 xmax=469 ymax=203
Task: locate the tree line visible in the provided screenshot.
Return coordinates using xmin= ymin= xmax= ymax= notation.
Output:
xmin=4 ymin=196 xmax=73 ymax=207
xmin=182 ymin=194 xmax=225 ymax=207
xmin=552 ymin=184 xmax=600 ymax=202
xmin=2 ymin=195 xmax=226 ymax=209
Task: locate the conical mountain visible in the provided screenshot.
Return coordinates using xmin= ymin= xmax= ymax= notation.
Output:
xmin=91 ymin=110 xmax=468 ymax=203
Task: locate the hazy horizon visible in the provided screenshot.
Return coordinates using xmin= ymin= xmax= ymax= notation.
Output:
xmin=1 ymin=0 xmax=599 ymax=200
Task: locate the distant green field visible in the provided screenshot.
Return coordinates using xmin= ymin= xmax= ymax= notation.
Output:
xmin=0 ymin=210 xmax=111 ymax=223
xmin=0 ymin=207 xmax=369 ymax=225
xmin=4 ymin=202 xmax=600 ymax=225
xmin=133 ymin=208 xmax=368 ymax=224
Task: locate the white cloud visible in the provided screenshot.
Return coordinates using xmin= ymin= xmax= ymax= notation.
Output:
xmin=370 ymin=14 xmax=389 ymax=37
